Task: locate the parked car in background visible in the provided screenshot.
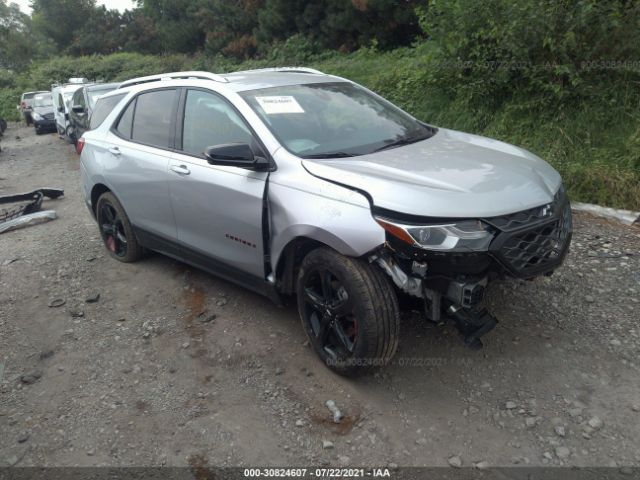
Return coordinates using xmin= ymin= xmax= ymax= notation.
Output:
xmin=52 ymin=78 xmax=87 ymax=139
xmin=79 ymin=69 xmax=572 ymax=376
xmin=31 ymin=93 xmax=57 ymax=134
xmin=18 ymin=91 xmax=49 ymax=126
xmin=68 ymin=83 xmax=119 ymax=144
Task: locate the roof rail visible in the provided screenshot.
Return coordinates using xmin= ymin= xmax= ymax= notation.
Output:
xmin=230 ymin=67 xmax=325 ymax=75
xmin=118 ymin=71 xmax=229 ymax=89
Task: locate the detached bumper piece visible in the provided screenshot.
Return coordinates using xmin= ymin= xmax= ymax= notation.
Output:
xmin=0 ymin=188 xmax=64 ymax=234
xmin=447 ymin=305 xmax=498 ymax=350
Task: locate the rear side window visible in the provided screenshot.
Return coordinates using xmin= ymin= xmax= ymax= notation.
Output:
xmin=130 ymin=89 xmax=177 ymax=148
xmin=72 ymin=88 xmax=86 ymax=108
xmin=116 ymin=99 xmax=135 ymax=139
xmin=90 ymin=93 xmax=125 ymax=130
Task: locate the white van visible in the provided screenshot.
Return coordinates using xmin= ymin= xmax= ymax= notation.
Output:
xmin=52 ymin=78 xmax=88 ymax=138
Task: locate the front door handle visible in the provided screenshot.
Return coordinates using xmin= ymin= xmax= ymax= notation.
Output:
xmin=108 ymin=146 xmax=121 ymax=156
xmin=170 ymin=164 xmax=191 ymax=175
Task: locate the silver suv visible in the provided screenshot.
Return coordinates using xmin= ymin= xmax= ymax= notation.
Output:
xmin=80 ymin=69 xmax=572 ymax=375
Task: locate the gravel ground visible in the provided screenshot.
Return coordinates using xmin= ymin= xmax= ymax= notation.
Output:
xmin=1 ymin=124 xmax=639 ymax=469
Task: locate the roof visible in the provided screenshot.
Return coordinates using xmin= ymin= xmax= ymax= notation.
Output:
xmin=223 ymin=70 xmax=341 ymax=92
xmin=86 ymin=82 xmax=120 ymax=91
xmin=113 ymin=68 xmax=346 ymax=94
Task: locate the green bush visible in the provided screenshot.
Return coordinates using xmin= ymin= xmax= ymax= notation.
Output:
xmin=0 ymin=88 xmax=21 ymax=121
xmin=1 ymin=8 xmax=639 ymax=210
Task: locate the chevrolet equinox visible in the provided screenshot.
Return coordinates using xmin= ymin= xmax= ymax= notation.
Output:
xmin=80 ymin=69 xmax=572 ymax=375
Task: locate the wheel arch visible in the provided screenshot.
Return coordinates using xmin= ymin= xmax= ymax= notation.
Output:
xmin=90 ymin=183 xmax=111 ymax=216
xmin=273 ymin=232 xmax=383 ymax=295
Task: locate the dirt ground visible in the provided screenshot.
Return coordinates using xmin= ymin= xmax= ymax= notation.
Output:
xmin=1 ymin=123 xmax=639 ymax=469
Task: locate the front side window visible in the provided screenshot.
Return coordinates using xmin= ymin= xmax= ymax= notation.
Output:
xmin=90 ymin=93 xmax=126 ymax=130
xmin=130 ymin=89 xmax=177 ymax=148
xmin=240 ymin=82 xmax=433 ymax=158
xmin=182 ymin=89 xmax=254 ymax=157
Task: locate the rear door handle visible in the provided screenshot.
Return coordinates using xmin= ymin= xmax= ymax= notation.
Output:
xmin=170 ymin=164 xmax=191 ymax=175
xmin=108 ymin=147 xmax=121 ymax=156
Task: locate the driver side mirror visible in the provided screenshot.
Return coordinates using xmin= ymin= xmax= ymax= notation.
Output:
xmin=72 ymin=105 xmax=85 ymax=114
xmin=204 ymin=143 xmax=270 ymax=170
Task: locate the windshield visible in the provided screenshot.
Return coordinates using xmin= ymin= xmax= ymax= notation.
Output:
xmin=34 ymin=94 xmax=53 ymax=108
xmin=87 ymin=87 xmax=117 ymax=108
xmin=240 ymin=82 xmax=433 ymax=158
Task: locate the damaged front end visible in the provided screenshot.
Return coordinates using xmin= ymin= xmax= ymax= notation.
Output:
xmin=370 ymin=187 xmax=572 ymax=349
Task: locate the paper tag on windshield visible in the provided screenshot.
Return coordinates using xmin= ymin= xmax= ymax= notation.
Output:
xmin=255 ymin=96 xmax=304 ymax=114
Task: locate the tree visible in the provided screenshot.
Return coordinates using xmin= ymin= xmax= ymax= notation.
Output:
xmin=138 ymin=0 xmax=205 ymax=53
xmin=0 ymin=0 xmax=37 ymax=69
xmin=31 ymin=0 xmax=97 ymax=51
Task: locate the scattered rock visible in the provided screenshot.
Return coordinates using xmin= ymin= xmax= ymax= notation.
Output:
xmin=70 ymin=309 xmax=84 ymax=318
xmin=609 ymin=339 xmax=621 ymax=346
xmin=199 ymin=313 xmax=216 ymax=323
xmin=216 ymin=298 xmax=228 ymax=307
xmin=325 ymin=400 xmax=343 ymax=423
xmin=474 ymin=460 xmax=489 ymax=469
xmin=39 ymin=350 xmax=54 ymax=360
xmin=20 ymin=371 xmax=42 ymax=385
xmin=322 ymin=440 xmax=334 ymax=449
xmin=555 ymin=446 xmax=570 ymax=459
xmin=588 ymin=416 xmax=604 ymax=430
xmin=275 ymin=367 xmax=284 ymax=376
xmin=48 ymin=298 xmax=65 ymax=308
xmin=295 ymin=419 xmax=304 ymax=427
xmin=632 ymin=404 xmax=640 ymax=413
xmin=525 ymin=417 xmax=537 ymax=429
xmin=448 ymin=455 xmax=462 ymax=468
xmin=505 ymin=401 xmax=517 ymax=410
xmin=337 ymin=455 xmax=350 ymax=466
xmin=16 ymin=432 xmax=29 ymax=443
xmin=585 ymin=295 xmax=595 ymax=303
xmin=554 ymin=425 xmax=566 ymax=437
xmin=85 ymin=292 xmax=100 ymax=303
xmin=568 ymin=407 xmax=583 ymax=418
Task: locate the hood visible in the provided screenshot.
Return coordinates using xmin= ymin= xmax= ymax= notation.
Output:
xmin=33 ymin=105 xmax=54 ymax=116
xmin=302 ymin=128 xmax=561 ymax=218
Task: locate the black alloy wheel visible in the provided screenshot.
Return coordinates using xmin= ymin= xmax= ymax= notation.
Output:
xmin=297 ymin=248 xmax=400 ymax=376
xmin=96 ymin=192 xmax=142 ymax=263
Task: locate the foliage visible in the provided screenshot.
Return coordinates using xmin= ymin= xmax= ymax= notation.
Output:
xmin=0 ymin=0 xmax=638 ymax=208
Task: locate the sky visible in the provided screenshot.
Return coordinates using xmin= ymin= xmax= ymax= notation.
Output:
xmin=12 ymin=0 xmax=137 ymax=14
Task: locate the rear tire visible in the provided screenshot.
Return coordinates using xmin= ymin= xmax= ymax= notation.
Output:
xmin=96 ymin=192 xmax=142 ymax=263
xmin=296 ymin=248 xmax=399 ymax=376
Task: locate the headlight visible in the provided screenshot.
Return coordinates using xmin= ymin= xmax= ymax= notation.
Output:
xmin=32 ymin=112 xmax=42 ymax=121
xmin=375 ymin=217 xmax=494 ymax=252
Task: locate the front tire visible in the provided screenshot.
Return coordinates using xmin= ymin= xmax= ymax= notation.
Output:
xmin=296 ymin=248 xmax=399 ymax=376
xmin=96 ymin=192 xmax=142 ymax=263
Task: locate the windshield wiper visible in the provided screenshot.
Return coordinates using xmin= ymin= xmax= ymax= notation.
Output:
xmin=373 ymin=134 xmax=429 ymax=153
xmin=302 ymin=152 xmax=356 ymax=159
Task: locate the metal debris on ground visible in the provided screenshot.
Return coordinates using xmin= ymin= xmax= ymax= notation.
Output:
xmin=0 ymin=210 xmax=58 ymax=234
xmin=0 ymin=188 xmax=64 ymax=234
xmin=325 ymin=399 xmax=344 ymax=423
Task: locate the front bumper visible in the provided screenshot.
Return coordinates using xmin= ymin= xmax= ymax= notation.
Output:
xmin=34 ymin=119 xmax=56 ymax=131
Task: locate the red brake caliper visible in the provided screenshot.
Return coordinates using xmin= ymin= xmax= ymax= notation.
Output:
xmin=106 ymin=235 xmax=116 ymax=252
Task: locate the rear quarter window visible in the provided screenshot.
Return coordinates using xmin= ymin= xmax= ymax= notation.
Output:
xmin=90 ymin=94 xmax=126 ymax=130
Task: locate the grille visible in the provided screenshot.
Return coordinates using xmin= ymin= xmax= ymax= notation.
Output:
xmin=492 ymin=201 xmax=572 ymax=277
xmin=486 ymin=203 xmax=553 ymax=231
